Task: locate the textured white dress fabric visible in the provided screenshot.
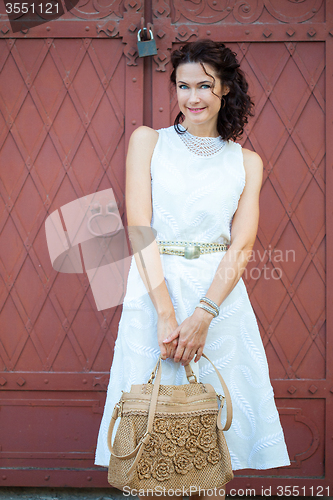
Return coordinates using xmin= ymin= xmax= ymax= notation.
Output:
xmin=94 ymin=125 xmax=290 ymax=471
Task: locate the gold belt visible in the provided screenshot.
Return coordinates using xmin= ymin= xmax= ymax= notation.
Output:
xmin=156 ymin=240 xmax=229 ymax=259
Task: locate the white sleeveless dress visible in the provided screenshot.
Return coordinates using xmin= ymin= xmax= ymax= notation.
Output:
xmin=94 ymin=125 xmax=290 ymax=471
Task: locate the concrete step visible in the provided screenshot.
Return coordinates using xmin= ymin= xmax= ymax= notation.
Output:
xmin=0 ymin=489 xmax=324 ymax=500
xmin=0 ymin=488 xmax=127 ymax=500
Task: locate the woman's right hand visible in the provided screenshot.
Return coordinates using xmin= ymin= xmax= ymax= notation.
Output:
xmin=157 ymin=312 xmax=179 ymax=360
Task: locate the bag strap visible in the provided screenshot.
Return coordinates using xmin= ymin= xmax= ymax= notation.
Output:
xmin=107 ymin=405 xmax=153 ymax=459
xmin=107 ymin=356 xmax=162 ymax=480
xmin=107 ymin=355 xmax=161 ymax=457
xmin=198 ymin=353 xmax=233 ymax=431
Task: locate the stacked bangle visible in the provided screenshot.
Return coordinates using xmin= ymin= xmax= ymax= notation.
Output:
xmin=200 ymin=297 xmax=220 ymax=316
xmin=195 ymin=303 xmax=218 ymax=318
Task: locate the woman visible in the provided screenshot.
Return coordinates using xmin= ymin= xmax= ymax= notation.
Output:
xmin=95 ymin=39 xmax=290 ymax=498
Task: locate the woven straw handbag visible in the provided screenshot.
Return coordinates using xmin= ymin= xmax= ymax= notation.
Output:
xmin=107 ymin=353 xmax=233 ymax=492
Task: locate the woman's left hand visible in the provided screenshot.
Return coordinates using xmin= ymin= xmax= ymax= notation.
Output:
xmin=162 ymin=307 xmax=213 ymax=365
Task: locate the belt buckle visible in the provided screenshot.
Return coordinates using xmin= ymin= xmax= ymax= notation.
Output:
xmin=184 ymin=245 xmax=200 ymax=259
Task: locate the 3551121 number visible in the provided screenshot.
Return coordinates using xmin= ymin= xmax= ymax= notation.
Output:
xmin=5 ymin=2 xmax=59 ymax=14
xmin=276 ymin=486 xmax=330 ymax=496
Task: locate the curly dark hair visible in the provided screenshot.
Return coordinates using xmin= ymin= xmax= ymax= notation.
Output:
xmin=170 ymin=39 xmax=254 ymax=141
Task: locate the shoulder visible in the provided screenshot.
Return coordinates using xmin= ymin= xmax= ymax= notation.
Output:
xmin=241 ymin=147 xmax=263 ymax=171
xmin=129 ymin=125 xmax=159 ymax=149
xmin=126 ymin=126 xmax=160 ymax=178
xmin=240 ymin=147 xmax=263 ymax=193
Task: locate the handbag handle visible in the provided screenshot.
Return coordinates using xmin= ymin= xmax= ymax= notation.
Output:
xmin=145 ymin=353 xmax=232 ymax=434
xmin=107 ymin=353 xmax=233 ymax=479
xmin=147 ymin=353 xmax=232 ymax=431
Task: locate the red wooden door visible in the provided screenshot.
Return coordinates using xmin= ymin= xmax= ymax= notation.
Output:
xmin=0 ymin=0 xmax=332 ymax=491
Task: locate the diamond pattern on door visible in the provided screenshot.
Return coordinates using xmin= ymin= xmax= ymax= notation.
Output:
xmin=237 ymin=42 xmax=325 ymax=381
xmin=0 ymin=38 xmax=127 ymax=373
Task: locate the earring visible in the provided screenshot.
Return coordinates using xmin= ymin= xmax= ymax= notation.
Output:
xmin=221 ymin=96 xmax=226 ymax=109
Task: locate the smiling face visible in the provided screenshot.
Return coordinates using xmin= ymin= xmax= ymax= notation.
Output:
xmin=176 ymin=62 xmax=228 ymax=136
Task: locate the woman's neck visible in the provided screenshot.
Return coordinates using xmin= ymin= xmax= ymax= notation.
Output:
xmin=181 ymin=120 xmax=219 ymax=138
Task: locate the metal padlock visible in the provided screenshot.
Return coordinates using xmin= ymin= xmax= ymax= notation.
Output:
xmin=137 ymin=29 xmax=158 ymax=57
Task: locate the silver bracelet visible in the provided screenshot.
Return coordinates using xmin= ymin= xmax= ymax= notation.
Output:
xmin=200 ymin=296 xmax=220 ymax=316
xmin=195 ymin=303 xmax=218 ymax=318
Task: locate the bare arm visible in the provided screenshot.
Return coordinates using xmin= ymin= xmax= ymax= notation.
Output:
xmin=200 ymin=148 xmax=264 ymax=308
xmin=163 ymin=147 xmax=264 ymax=365
xmin=125 ymin=125 xmax=179 ymax=359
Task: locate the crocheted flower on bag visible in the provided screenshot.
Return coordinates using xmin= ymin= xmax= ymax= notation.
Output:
xmin=173 ymin=449 xmax=194 ymax=474
xmin=196 ymin=427 xmax=217 ymax=452
xmin=153 ymin=417 xmax=168 ymax=434
xmin=193 ymin=450 xmax=207 ymax=469
xmin=151 ymin=457 xmax=174 ymax=481
xmin=165 ymin=419 xmax=190 ymax=446
xmin=137 ymin=455 xmax=153 ymax=479
xmin=188 ymin=416 xmax=202 ymax=436
xmin=161 ymin=440 xmax=176 ymax=457
xmin=200 ymin=414 xmax=216 ymax=428
xmin=185 ymin=434 xmax=197 ymax=453
xmin=207 ymin=447 xmax=222 ymax=465
xmin=143 ymin=432 xmax=160 ymax=456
